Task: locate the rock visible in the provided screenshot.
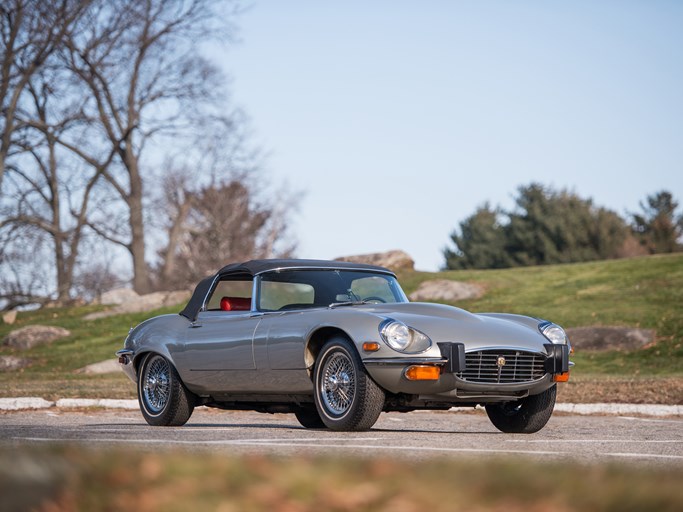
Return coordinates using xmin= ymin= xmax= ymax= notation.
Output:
xmin=99 ymin=287 xmax=140 ymax=305
xmin=75 ymin=359 xmax=121 ymax=375
xmin=409 ymin=279 xmax=485 ymax=303
xmin=2 ymin=310 xmax=17 ymax=325
xmin=0 ymin=356 xmax=31 ymax=371
xmin=566 ymin=327 xmax=656 ymax=352
xmin=84 ymin=289 xmax=192 ymax=320
xmin=2 ymin=325 xmax=71 ymax=351
xmin=335 ymin=250 xmax=415 ymax=272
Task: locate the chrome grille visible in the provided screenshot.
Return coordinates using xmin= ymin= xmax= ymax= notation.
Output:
xmin=456 ymin=350 xmax=546 ymax=384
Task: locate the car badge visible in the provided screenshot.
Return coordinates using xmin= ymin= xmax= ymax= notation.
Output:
xmin=497 ymin=356 xmax=506 ymax=367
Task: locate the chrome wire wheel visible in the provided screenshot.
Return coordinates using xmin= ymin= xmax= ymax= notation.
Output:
xmin=142 ymin=355 xmax=171 ymax=414
xmin=137 ymin=353 xmax=195 ymax=426
xmin=320 ymin=351 xmax=356 ymax=416
xmin=313 ymin=337 xmax=386 ymax=431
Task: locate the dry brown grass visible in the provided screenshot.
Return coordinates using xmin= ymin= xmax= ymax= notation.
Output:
xmin=557 ymin=376 xmax=683 ymax=405
xmin=1 ymin=448 xmax=680 ymax=512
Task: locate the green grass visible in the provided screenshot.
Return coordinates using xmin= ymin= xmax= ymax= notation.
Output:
xmin=0 ymin=304 xmax=183 ymax=399
xmin=399 ymin=253 xmax=683 ymax=376
xmin=2 ymin=448 xmax=682 ymax=512
xmin=0 ymin=253 xmax=681 ymax=399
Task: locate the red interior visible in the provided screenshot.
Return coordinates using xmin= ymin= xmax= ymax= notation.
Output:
xmin=220 ymin=296 xmax=251 ymax=311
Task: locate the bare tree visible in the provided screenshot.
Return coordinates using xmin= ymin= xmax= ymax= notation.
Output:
xmin=0 ymin=229 xmax=53 ymax=310
xmin=0 ymin=0 xmax=87 ymax=194
xmin=62 ymin=0 xmax=232 ymax=293
xmin=155 ymin=173 xmax=297 ymax=290
xmin=3 ymin=68 xmax=117 ymax=302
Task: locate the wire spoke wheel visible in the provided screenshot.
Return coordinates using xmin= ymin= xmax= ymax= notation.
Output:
xmin=313 ymin=337 xmax=385 ymax=431
xmin=320 ymin=352 xmax=356 ymax=415
xmin=142 ymin=356 xmax=171 ymax=413
xmin=137 ymin=353 xmax=196 ymax=426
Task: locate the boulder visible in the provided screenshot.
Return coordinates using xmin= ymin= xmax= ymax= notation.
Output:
xmin=335 ymin=250 xmax=415 ymax=272
xmin=2 ymin=325 xmax=71 ymax=351
xmin=75 ymin=359 xmax=121 ymax=375
xmin=409 ymin=279 xmax=485 ymax=303
xmin=0 ymin=356 xmax=31 ymax=371
xmin=566 ymin=327 xmax=656 ymax=352
xmin=99 ymin=287 xmax=140 ymax=305
xmin=2 ymin=310 xmax=17 ymax=325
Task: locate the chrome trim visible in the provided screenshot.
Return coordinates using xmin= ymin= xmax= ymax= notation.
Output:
xmin=200 ymin=274 xmax=260 ymax=314
xmin=363 ymin=357 xmax=447 ymax=366
xmin=255 ymin=266 xmax=396 ymax=277
xmin=116 ymin=349 xmax=134 ymax=365
xmin=456 ymin=349 xmax=547 ymax=384
xmin=199 ymin=274 xmax=221 ymax=313
xmin=251 ymin=276 xmax=259 ymax=312
xmin=468 ymin=346 xmax=547 ymax=355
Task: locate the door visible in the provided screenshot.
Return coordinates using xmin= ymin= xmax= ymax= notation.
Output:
xmin=179 ymin=310 xmax=262 ymax=393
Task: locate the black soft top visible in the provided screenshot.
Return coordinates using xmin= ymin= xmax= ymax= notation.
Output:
xmin=179 ymin=258 xmax=393 ymax=321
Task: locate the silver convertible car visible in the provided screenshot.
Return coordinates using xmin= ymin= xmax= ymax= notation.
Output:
xmin=117 ymin=259 xmax=572 ymax=433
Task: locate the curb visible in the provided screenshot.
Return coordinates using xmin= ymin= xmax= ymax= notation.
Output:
xmin=0 ymin=397 xmax=138 ymax=411
xmin=554 ymin=403 xmax=683 ymax=417
xmin=0 ymin=397 xmax=681 ymax=416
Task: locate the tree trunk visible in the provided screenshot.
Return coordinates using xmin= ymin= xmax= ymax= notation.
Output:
xmin=161 ymin=196 xmax=192 ymax=284
xmin=126 ymin=146 xmax=149 ymax=294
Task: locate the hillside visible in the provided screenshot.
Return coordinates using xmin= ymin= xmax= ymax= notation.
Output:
xmin=0 ymin=253 xmax=681 ymax=401
xmin=399 ymin=253 xmax=683 ymax=376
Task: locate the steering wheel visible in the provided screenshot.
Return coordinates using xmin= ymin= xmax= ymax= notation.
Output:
xmin=363 ymin=296 xmax=387 ymax=304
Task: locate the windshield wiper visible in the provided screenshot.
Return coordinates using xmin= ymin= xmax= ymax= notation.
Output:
xmin=328 ymin=300 xmax=370 ymax=309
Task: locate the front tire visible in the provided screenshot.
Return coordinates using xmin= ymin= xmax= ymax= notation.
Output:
xmin=485 ymin=385 xmax=556 ymax=434
xmin=138 ymin=353 xmax=195 ymax=426
xmin=313 ymin=337 xmax=385 ymax=431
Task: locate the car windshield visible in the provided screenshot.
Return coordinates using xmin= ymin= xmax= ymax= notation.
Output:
xmin=257 ymin=269 xmax=408 ymax=311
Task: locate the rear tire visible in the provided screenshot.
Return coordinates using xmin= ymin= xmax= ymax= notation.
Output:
xmin=138 ymin=353 xmax=195 ymax=426
xmin=485 ymin=385 xmax=556 ymax=434
xmin=294 ymin=406 xmax=327 ymax=429
xmin=313 ymin=336 xmax=385 ymax=431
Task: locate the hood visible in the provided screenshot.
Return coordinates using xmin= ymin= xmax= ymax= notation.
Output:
xmin=360 ymin=302 xmax=548 ymax=352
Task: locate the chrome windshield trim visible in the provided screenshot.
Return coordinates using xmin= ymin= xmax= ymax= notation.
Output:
xmin=255 ymin=266 xmax=396 ymax=277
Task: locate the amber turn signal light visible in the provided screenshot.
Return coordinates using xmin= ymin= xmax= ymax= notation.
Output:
xmin=404 ymin=365 xmax=440 ymax=381
xmin=362 ymin=342 xmax=380 ymax=352
xmin=553 ymin=372 xmax=570 ymax=382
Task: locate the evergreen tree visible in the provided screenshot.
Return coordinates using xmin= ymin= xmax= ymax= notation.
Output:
xmin=444 ymin=183 xmax=629 ymax=269
xmin=632 ymin=191 xmax=683 ymax=254
xmin=444 ymin=204 xmax=510 ymax=269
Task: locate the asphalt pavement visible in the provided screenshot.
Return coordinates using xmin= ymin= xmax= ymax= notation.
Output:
xmin=1 ymin=407 xmax=681 ymax=466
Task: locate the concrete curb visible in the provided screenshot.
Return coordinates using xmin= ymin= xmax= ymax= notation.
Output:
xmin=1 ymin=397 xmax=681 ymax=416
xmin=554 ymin=403 xmax=683 ymax=417
xmin=56 ymin=398 xmax=138 ymax=409
xmin=0 ymin=397 xmax=55 ymax=411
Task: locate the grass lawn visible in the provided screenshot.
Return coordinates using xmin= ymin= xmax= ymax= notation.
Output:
xmin=0 ymin=253 xmax=681 ymax=402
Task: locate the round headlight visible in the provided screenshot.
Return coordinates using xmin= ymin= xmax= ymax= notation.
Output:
xmin=379 ymin=319 xmax=432 ymax=353
xmin=539 ymin=321 xmax=568 ymax=344
xmin=381 ymin=320 xmax=411 ymax=351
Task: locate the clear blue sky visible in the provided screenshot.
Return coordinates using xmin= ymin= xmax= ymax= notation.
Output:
xmin=212 ymin=0 xmax=683 ymax=271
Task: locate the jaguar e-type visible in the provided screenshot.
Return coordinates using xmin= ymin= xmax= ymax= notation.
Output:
xmin=117 ymin=259 xmax=572 ymax=433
